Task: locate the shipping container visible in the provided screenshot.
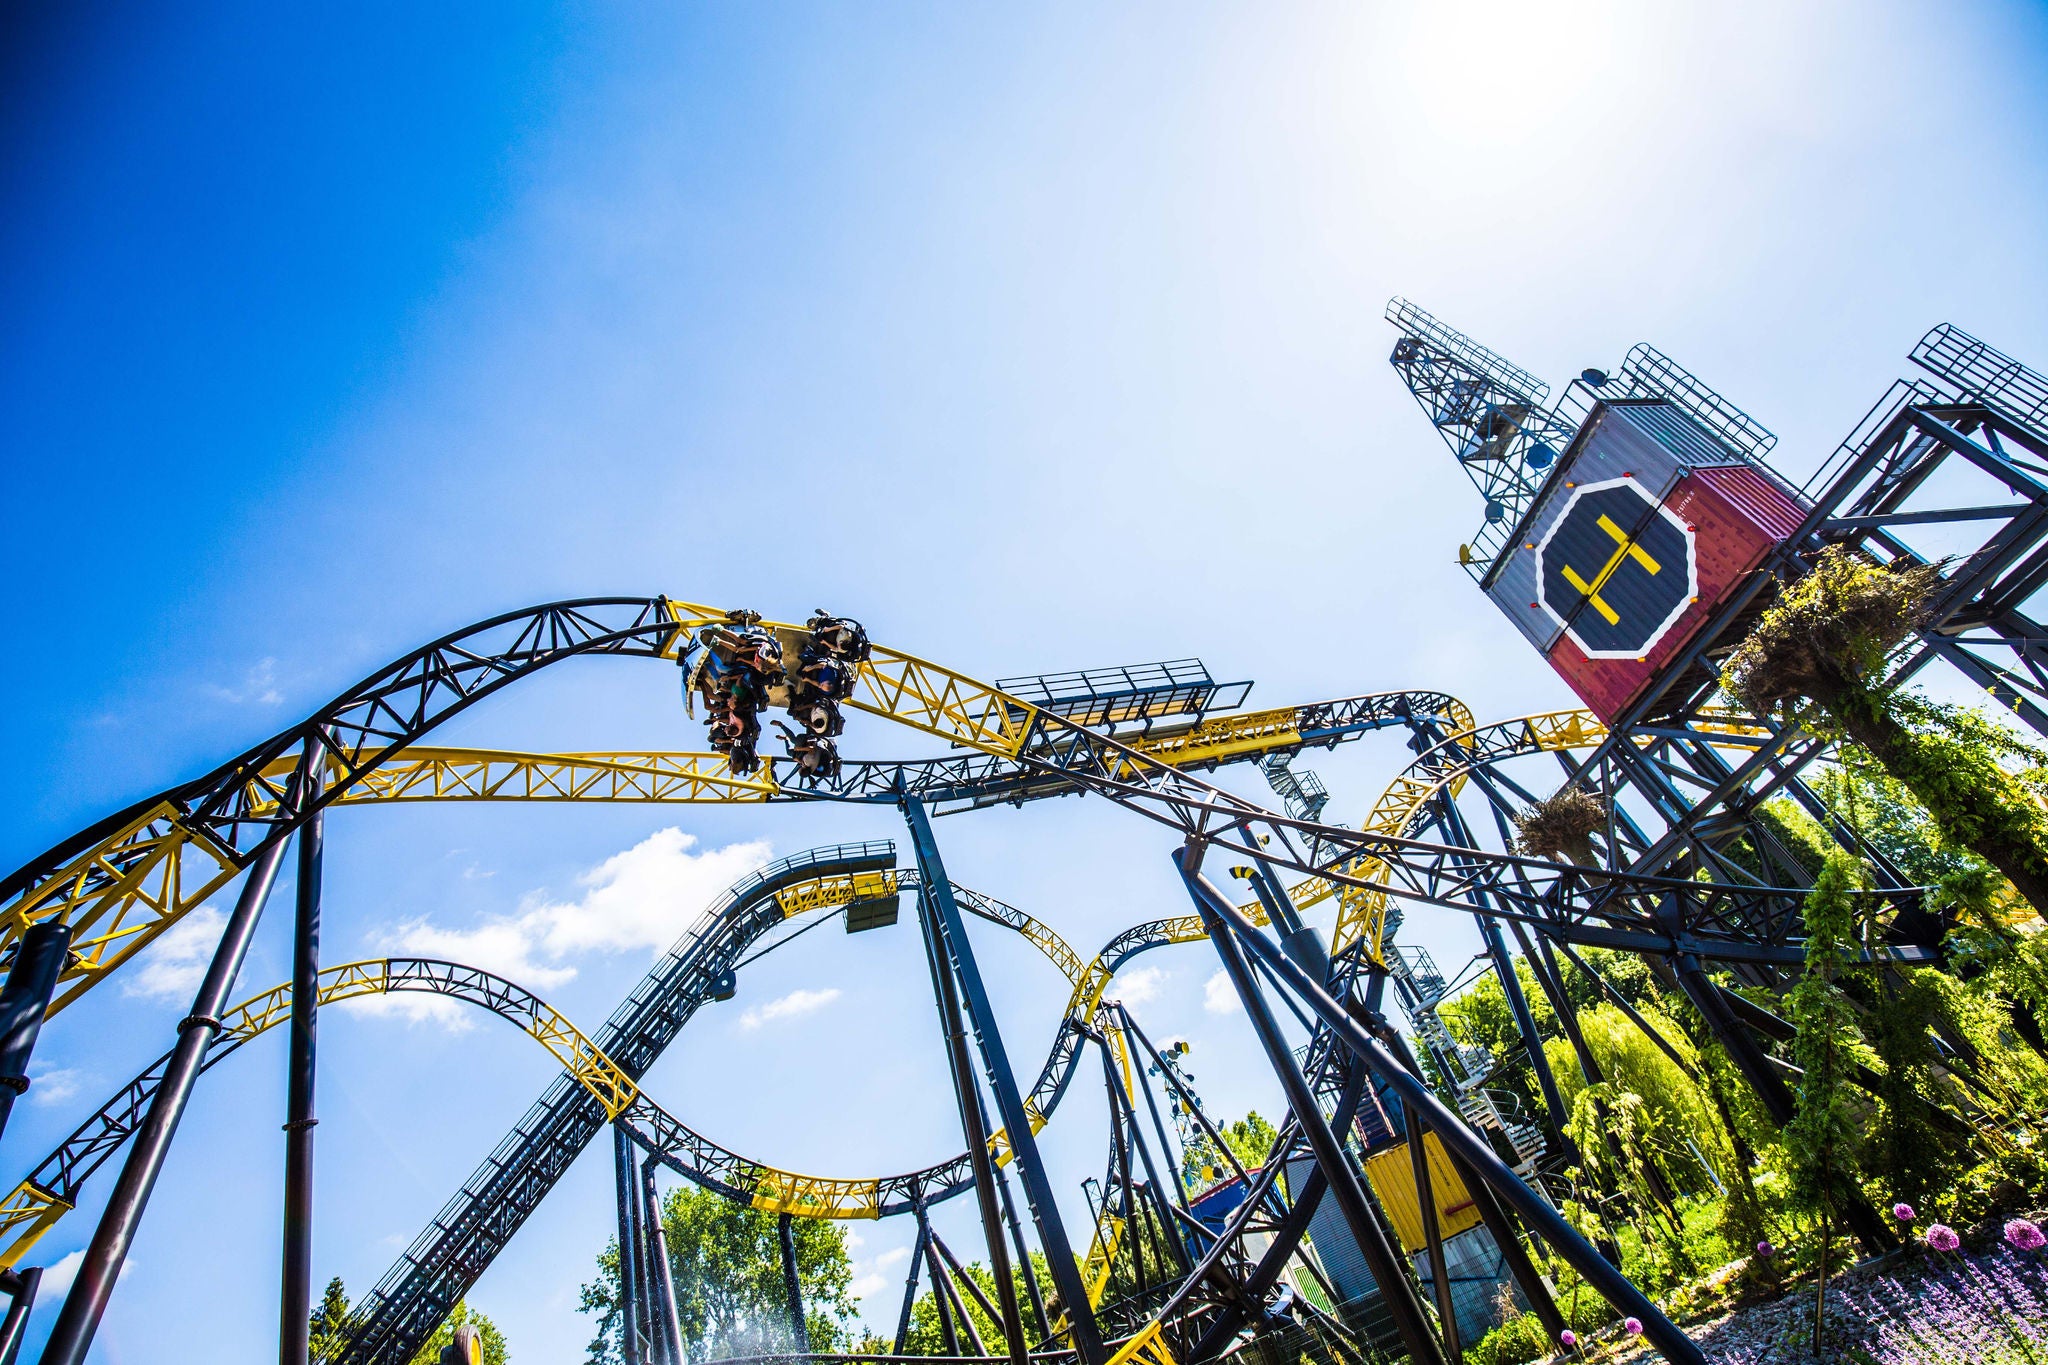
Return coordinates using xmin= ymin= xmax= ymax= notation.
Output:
xmin=1544 ymin=462 xmax=1809 ymax=722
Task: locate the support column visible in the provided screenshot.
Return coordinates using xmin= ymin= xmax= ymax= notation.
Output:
xmin=641 ymin=1158 xmax=685 ymax=1365
xmin=0 ymin=921 xmax=73 ymax=1144
xmin=40 ymin=832 xmax=291 ymax=1365
xmin=1102 ymin=1035 xmax=1187 ymax=1275
xmin=912 ymin=876 xmax=1028 ymax=1365
xmin=1185 ymin=854 xmax=1707 ymax=1365
xmin=931 ymin=1232 xmax=1011 ymax=1345
xmin=1666 ymin=952 xmax=1794 ymax=1124
xmin=892 ymin=1216 xmax=931 ymax=1355
xmin=0 ymin=1268 xmax=41 ymax=1365
xmin=981 ymin=1099 xmax=1050 ymax=1342
xmin=614 ymin=1124 xmax=646 ymax=1365
xmin=279 ymin=765 xmax=325 ymax=1365
xmin=1477 ymin=915 xmax=1571 ymax=1155
xmin=1404 ymin=1099 xmax=1460 ymax=1360
xmin=1373 ymin=1026 xmax=1564 ymax=1341
xmin=777 ymin=1214 xmax=807 ymax=1353
xmin=902 ymin=798 xmax=1101 ymax=1365
xmin=1185 ymin=851 xmax=1449 ymax=1365
xmin=938 ymin=1262 xmax=989 ymax=1356
xmin=1512 ymin=922 xmax=1600 ymax=1085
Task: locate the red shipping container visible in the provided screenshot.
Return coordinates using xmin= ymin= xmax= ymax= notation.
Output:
xmin=1544 ymin=464 xmax=1806 ymax=723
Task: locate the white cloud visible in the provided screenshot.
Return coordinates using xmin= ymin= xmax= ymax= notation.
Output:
xmin=26 ymin=1059 xmax=84 ymax=1108
xmin=203 ymin=657 xmax=282 ymax=706
xmin=875 ymin=1246 xmax=911 ymax=1268
xmin=379 ymin=829 xmax=771 ymax=994
xmin=1111 ymin=966 xmax=1166 ymax=1006
xmin=383 ymin=914 xmax=577 ymax=990
xmin=122 ymin=906 xmax=225 ymax=1002
xmin=42 ymin=1249 xmax=132 ymax=1298
xmin=335 ymin=992 xmax=476 ymax=1032
xmin=850 ymin=1272 xmax=887 ymax=1298
xmin=1203 ymin=971 xmax=1241 ymax=1016
xmin=42 ymin=1250 xmax=82 ymax=1298
xmin=738 ymin=988 xmax=840 ymax=1031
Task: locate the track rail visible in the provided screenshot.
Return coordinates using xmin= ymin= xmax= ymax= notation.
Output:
xmin=0 ymin=580 xmax=1462 ymax=1013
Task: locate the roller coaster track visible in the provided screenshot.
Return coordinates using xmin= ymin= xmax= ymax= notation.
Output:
xmin=0 ymin=584 xmax=1465 ymax=1014
xmin=0 ymin=597 xmax=1911 ymax=1364
xmin=0 ymin=957 xmax=635 ymax=1267
xmin=335 ymin=851 xmax=1096 ymax=1365
xmin=0 ymin=858 xmax=1101 ymax=1365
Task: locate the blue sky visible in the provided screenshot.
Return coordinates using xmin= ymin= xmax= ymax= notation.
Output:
xmin=3 ymin=2 xmax=2047 ymax=1360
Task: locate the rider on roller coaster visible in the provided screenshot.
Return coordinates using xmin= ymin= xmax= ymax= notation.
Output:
xmin=683 ymin=608 xmax=868 ymax=780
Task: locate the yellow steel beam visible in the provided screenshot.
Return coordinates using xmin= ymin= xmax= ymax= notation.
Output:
xmin=11 ymin=802 xmax=245 ymax=1017
xmin=746 ymin=1171 xmax=884 ymax=1221
xmin=4 ymin=589 xmax=1457 ymax=1018
xmin=1323 ymin=709 xmax=1766 ymax=960
xmin=1104 ymin=1321 xmax=1178 ymax=1365
xmin=0 ymin=869 xmax=1091 ymax=1246
xmin=773 ymin=870 xmax=900 ymax=919
xmin=0 ymin=956 xmax=638 ymax=1266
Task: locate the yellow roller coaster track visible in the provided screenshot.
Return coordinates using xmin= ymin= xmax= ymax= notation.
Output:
xmin=0 ymin=957 xmax=634 ymax=1267
xmin=4 ymin=595 xmax=1464 ymax=1017
xmin=0 ymin=868 xmax=1097 ymax=1254
xmin=1310 ymin=709 xmax=1767 ymax=960
xmin=1046 ymin=709 xmax=1776 ymax=1035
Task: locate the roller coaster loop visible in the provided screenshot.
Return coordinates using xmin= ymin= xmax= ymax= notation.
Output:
xmin=0 ymin=874 xmax=1108 ymax=1269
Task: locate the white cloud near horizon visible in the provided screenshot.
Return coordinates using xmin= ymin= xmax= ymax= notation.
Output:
xmin=1202 ymin=971 xmax=1240 ymax=1015
xmin=122 ymin=906 xmax=225 ymax=1002
xmin=738 ymin=987 xmax=840 ymax=1031
xmin=43 ymin=1248 xmax=132 ymax=1299
xmin=335 ymin=992 xmax=476 ymax=1032
xmin=27 ymin=1058 xmax=85 ymax=1108
xmin=379 ymin=829 xmax=772 ymax=994
xmin=1111 ymin=965 xmax=1166 ymax=1006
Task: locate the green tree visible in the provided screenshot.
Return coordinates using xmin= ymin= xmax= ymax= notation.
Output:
xmin=1722 ymin=547 xmax=2048 ymax=912
xmin=1178 ymin=1109 xmax=1278 ymax=1185
xmin=412 ymin=1305 xmax=509 ymax=1365
xmin=1784 ymin=849 xmax=1880 ymax=1323
xmin=897 ymin=1249 xmax=1057 ymax=1356
xmin=580 ymin=1183 xmax=857 ymax=1363
xmin=308 ymin=1280 xmax=508 ymax=1365
xmin=311 ymin=1277 xmax=352 ymax=1364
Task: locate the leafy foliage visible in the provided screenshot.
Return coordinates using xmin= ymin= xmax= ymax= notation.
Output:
xmin=1785 ymin=851 xmax=1874 ymax=1223
xmin=579 ymin=1182 xmax=857 ymax=1363
xmin=897 ymin=1249 xmax=1056 ymax=1356
xmin=1723 ymin=547 xmax=2048 ymax=912
xmin=1720 ymin=547 xmax=1942 ymax=713
xmin=411 ymin=1305 xmax=510 ymax=1365
xmin=1179 ymin=1109 xmax=1278 ymax=1185
xmin=1512 ymin=785 xmax=1607 ymax=865
xmin=309 ymin=1279 xmax=508 ymax=1365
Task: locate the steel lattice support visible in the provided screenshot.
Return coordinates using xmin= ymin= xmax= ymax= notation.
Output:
xmin=901 ymin=798 xmax=1106 ymax=1365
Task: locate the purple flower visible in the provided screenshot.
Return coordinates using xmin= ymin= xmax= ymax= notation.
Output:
xmin=1893 ymin=1202 xmax=1916 ymax=1222
xmin=2006 ymin=1218 xmax=2047 ymax=1251
xmin=1625 ymin=1316 xmax=1643 ymax=1335
xmin=1756 ymin=1240 xmax=1775 ymax=1258
xmin=1559 ymin=1329 xmax=1577 ymax=1347
xmin=1926 ymin=1223 xmax=1962 ymax=1252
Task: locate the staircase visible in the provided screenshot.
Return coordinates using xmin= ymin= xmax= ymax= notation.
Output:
xmin=1388 ymin=943 xmax=1496 ymax=1091
xmin=1261 ymin=751 xmax=1340 ymax=865
xmin=1457 ymin=1088 xmax=1547 ymax=1178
